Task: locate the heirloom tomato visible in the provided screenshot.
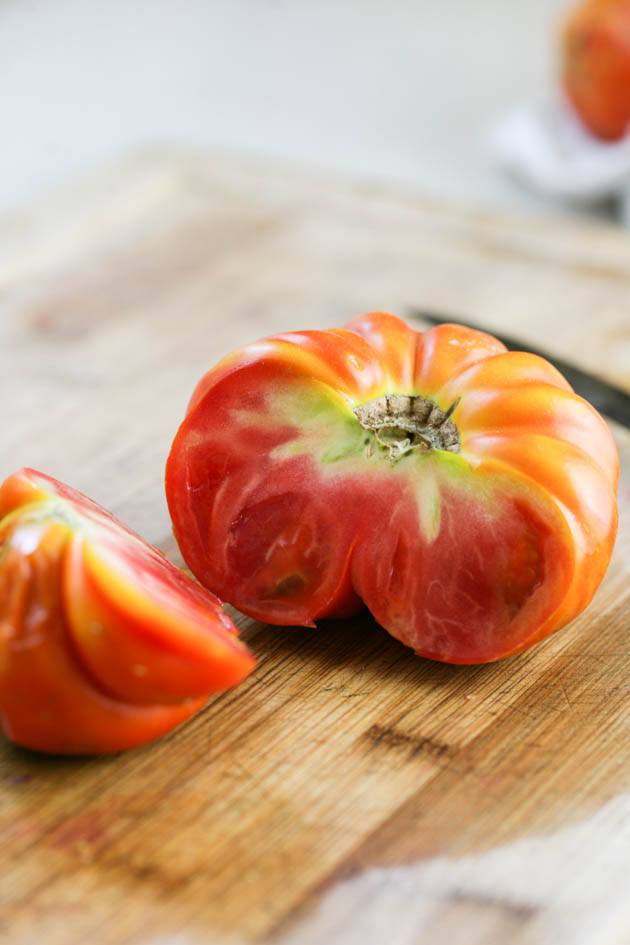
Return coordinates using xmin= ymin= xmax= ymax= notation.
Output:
xmin=166 ymin=313 xmax=618 ymax=664
xmin=562 ymin=0 xmax=630 ymax=140
xmin=0 ymin=469 xmax=254 ymax=754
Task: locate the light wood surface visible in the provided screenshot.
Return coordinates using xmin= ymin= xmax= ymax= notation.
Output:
xmin=0 ymin=151 xmax=629 ymax=945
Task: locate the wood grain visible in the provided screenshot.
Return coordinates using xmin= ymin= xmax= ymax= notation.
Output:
xmin=0 ymin=151 xmax=629 ymax=945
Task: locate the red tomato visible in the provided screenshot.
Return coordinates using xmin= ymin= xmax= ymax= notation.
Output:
xmin=562 ymin=0 xmax=630 ymax=141
xmin=0 ymin=469 xmax=255 ymax=754
xmin=166 ymin=313 xmax=618 ymax=665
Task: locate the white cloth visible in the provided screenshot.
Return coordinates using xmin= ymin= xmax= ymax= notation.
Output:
xmin=491 ymin=98 xmax=630 ymax=220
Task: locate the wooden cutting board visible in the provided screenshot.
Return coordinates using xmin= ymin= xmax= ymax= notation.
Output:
xmin=1 ymin=152 xmax=629 ymax=945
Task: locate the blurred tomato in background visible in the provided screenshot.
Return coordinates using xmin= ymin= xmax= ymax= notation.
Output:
xmin=563 ymin=0 xmax=630 ymax=140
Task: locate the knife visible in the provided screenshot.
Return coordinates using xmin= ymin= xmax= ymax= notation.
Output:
xmin=410 ymin=310 xmax=630 ymax=428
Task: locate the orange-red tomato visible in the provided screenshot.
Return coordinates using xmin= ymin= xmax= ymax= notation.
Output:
xmin=0 ymin=469 xmax=255 ymax=754
xmin=562 ymin=0 xmax=630 ymax=140
xmin=166 ymin=313 xmax=618 ymax=664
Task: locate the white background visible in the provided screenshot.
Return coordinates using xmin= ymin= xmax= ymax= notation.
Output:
xmin=0 ymin=0 xmax=570 ymax=212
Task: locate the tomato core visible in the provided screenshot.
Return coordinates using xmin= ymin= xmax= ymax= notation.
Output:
xmin=353 ymin=393 xmax=461 ymax=461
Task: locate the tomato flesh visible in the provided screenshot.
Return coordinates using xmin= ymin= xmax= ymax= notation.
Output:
xmin=352 ymin=473 xmax=572 ymax=663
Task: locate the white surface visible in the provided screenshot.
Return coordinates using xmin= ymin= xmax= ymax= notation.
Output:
xmin=277 ymin=794 xmax=630 ymax=945
xmin=492 ymin=99 xmax=630 ymax=202
xmin=0 ymin=0 xmax=573 ymax=214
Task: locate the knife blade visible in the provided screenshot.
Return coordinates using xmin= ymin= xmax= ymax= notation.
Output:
xmin=410 ymin=310 xmax=630 ymax=428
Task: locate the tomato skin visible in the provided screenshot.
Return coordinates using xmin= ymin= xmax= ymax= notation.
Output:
xmin=0 ymin=469 xmax=255 ymax=754
xmin=562 ymin=0 xmax=630 ymax=141
xmin=166 ymin=312 xmax=618 ymax=664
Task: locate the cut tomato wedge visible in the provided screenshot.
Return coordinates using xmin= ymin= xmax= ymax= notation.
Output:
xmin=0 ymin=469 xmax=255 ymax=754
